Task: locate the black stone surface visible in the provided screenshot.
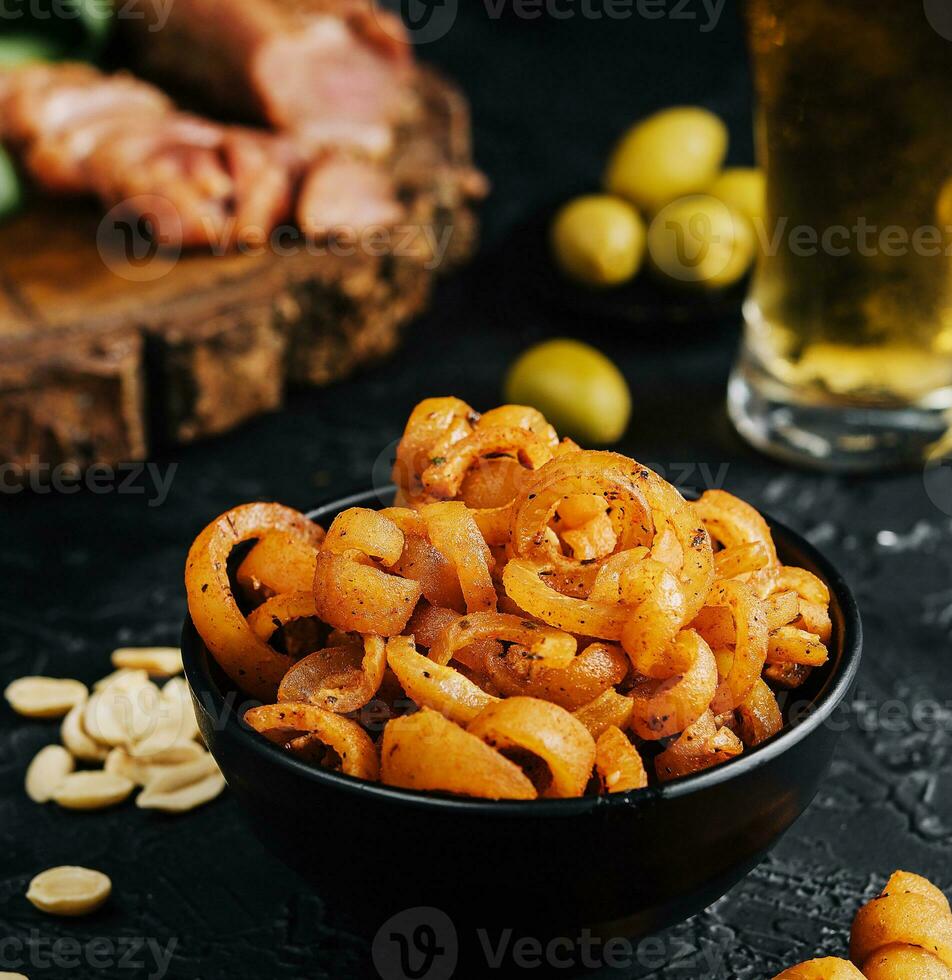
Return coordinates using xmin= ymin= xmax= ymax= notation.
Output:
xmin=2 ymin=2 xmax=951 ymax=977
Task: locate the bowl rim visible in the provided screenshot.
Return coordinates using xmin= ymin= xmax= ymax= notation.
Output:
xmin=182 ymin=485 xmax=863 ymax=816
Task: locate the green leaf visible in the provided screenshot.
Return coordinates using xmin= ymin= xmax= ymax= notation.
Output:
xmin=0 ymin=33 xmax=64 ymax=66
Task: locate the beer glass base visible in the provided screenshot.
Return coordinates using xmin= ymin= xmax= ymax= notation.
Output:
xmin=728 ymin=351 xmax=952 ymax=472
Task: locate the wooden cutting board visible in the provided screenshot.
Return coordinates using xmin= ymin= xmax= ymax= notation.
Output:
xmin=0 ymin=70 xmax=482 ymax=474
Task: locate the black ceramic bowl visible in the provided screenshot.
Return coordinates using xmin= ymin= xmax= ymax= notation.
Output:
xmin=182 ymin=488 xmax=861 ymax=948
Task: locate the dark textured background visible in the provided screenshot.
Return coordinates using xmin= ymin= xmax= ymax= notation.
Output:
xmin=2 ymin=1 xmax=951 ymax=977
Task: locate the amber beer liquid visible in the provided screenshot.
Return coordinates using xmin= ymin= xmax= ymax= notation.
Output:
xmin=730 ymin=0 xmax=952 ymax=469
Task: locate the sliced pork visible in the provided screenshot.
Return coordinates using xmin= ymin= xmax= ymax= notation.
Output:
xmin=0 ymin=61 xmax=405 ymax=250
xmin=298 ymin=154 xmax=404 ymax=236
xmin=123 ymin=0 xmax=416 ymax=157
xmin=0 ymin=66 xmax=295 ymax=247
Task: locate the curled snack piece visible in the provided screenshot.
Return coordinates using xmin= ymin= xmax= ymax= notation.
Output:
xmin=420 ymin=502 xmax=497 ymax=613
xmin=595 ymin=725 xmax=647 ymax=793
xmin=322 ymin=507 xmax=405 ymax=566
xmin=503 ymin=558 xmax=630 ymax=638
xmin=381 ymin=708 xmax=536 ymax=800
xmin=185 ymin=503 xmax=324 ymax=700
xmin=655 ymin=710 xmax=743 ymax=782
xmin=628 ymin=630 xmax=718 ymax=740
xmin=393 ymin=396 xmax=477 ymax=497
xmin=386 ymin=635 xmax=498 ymax=725
xmin=314 ymin=550 xmax=421 ymax=636
xmin=767 ymin=626 xmax=829 ymax=668
xmin=695 ymin=488 xmax=778 ymax=566
xmin=772 ymin=959 xmax=865 ymax=980
xmin=572 ymin=689 xmax=634 ymax=740
xmin=467 ymin=697 xmax=596 ymax=798
xmin=706 ymin=580 xmax=768 ymax=713
xmin=386 ymin=509 xmax=465 ymax=610
xmin=313 ymin=508 xmax=422 ymax=636
xmin=277 ymin=635 xmax=386 ymax=713
xmin=244 ymin=702 xmax=379 ymax=780
xmin=737 ymin=678 xmax=783 ymax=747
xmin=483 ymin=641 xmax=629 ymax=710
xmin=429 ymin=611 xmax=577 ymax=670
xmin=421 ymin=426 xmax=553 ymax=500
xmin=851 ymin=871 xmax=952 ymax=975
xmin=236 ymin=530 xmax=322 ymax=600
xmin=510 ymin=452 xmax=714 ymax=622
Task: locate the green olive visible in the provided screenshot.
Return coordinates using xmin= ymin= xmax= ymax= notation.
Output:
xmin=0 ymin=147 xmax=22 ymax=220
xmin=708 ymin=167 xmax=765 ymax=228
xmin=604 ymin=107 xmax=728 ymax=214
xmin=647 ymin=195 xmax=755 ymax=290
xmin=504 ymin=339 xmax=631 ymax=444
xmin=550 ymin=195 xmax=645 ymax=287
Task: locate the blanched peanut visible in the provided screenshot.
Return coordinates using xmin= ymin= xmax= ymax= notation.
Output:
xmin=26 ymin=866 xmax=111 ymax=917
xmin=83 ymin=672 xmax=160 ymax=747
xmin=25 ymin=744 xmax=74 ymax=803
xmin=51 ymin=771 xmax=134 ymax=810
xmin=5 ymin=677 xmax=87 ymax=719
xmin=105 ymin=742 xmax=204 ymax=785
xmin=137 ymin=754 xmax=225 ymax=812
xmin=129 ymin=677 xmax=199 ymax=757
xmin=110 ymin=647 xmax=183 ymax=677
xmin=61 ymin=702 xmax=109 ymax=762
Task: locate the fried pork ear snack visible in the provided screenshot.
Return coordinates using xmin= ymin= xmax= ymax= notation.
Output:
xmin=277 ymin=635 xmax=387 ymax=713
xmin=572 ymin=689 xmax=634 ymax=740
xmin=244 ymin=703 xmax=379 ymax=780
xmin=185 ymin=503 xmax=326 ymax=701
xmin=594 ymin=726 xmax=647 ymax=793
xmin=429 ymin=611 xmax=577 ymax=670
xmin=381 ymin=708 xmax=537 ymax=800
xmin=386 ymin=635 xmax=498 ymax=725
xmin=777 ymin=871 xmax=952 ymax=980
xmin=313 ymin=508 xmax=422 ymax=636
xmin=420 ymin=502 xmax=497 ymax=613
xmin=628 ymin=630 xmax=718 ymax=740
xmin=237 ymin=529 xmax=323 ymax=601
xmin=482 ymin=641 xmax=629 ymax=710
xmin=773 ymin=960 xmax=865 ymax=980
xmin=467 ymin=697 xmax=596 ymax=798
xmin=188 ymin=398 xmax=837 ymax=797
xmin=393 ymin=396 xmax=477 ymax=499
xmin=655 ymin=711 xmax=743 ymax=782
xmin=850 ymin=871 xmax=952 ymax=976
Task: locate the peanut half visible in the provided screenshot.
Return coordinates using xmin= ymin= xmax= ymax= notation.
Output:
xmin=60 ymin=702 xmax=109 ymax=762
xmin=5 ymin=677 xmax=87 ymax=719
xmin=25 ymin=745 xmax=75 ymax=803
xmin=137 ymin=754 xmax=225 ymax=813
xmin=110 ymin=647 xmax=183 ymax=677
xmin=26 ymin=866 xmax=111 ymax=917
xmin=51 ymin=771 xmax=134 ymax=810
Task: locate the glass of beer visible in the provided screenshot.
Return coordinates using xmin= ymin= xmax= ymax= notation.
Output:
xmin=729 ymin=0 xmax=952 ymax=470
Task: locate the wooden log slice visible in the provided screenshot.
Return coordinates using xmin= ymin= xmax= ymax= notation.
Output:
xmin=0 ymin=69 xmax=483 ymax=474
